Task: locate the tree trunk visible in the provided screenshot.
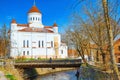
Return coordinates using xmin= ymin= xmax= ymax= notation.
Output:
xmin=102 ymin=0 xmax=120 ymax=79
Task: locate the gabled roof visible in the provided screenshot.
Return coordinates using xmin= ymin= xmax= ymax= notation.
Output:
xmin=28 ymin=6 xmax=41 ymax=13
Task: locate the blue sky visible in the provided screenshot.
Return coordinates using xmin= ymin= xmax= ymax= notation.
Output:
xmin=0 ymin=0 xmax=79 ymax=33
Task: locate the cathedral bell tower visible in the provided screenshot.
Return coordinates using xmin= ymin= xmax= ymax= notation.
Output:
xmin=28 ymin=1 xmax=43 ymax=28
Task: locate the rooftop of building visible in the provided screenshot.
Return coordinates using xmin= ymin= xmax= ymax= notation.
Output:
xmin=28 ymin=5 xmax=41 ymax=13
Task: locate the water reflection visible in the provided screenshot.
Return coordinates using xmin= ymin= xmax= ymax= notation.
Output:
xmin=35 ymin=70 xmax=77 ymax=80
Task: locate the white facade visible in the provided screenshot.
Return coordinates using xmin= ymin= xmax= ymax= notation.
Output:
xmin=59 ymin=43 xmax=68 ymax=58
xmin=10 ymin=5 xmax=68 ymax=59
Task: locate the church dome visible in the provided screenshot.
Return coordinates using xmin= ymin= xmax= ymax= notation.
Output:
xmin=53 ymin=23 xmax=58 ymax=27
xmin=27 ymin=3 xmax=43 ymax=28
xmin=11 ymin=19 xmax=17 ymax=23
xmin=28 ymin=5 xmax=41 ymax=13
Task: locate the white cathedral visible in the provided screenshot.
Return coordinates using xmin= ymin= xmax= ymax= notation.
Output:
xmin=9 ymin=4 xmax=68 ymax=59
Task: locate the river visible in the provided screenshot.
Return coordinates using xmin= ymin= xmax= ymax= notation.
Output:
xmin=34 ymin=70 xmax=78 ymax=80
xmin=33 ymin=67 xmax=111 ymax=80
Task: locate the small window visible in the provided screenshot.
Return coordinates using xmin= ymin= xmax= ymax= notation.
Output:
xmin=51 ymin=41 xmax=53 ymax=47
xmin=23 ymin=51 xmax=25 ymax=55
xmin=38 ymin=41 xmax=40 ymax=47
xmin=61 ymin=50 xmax=63 ymax=54
xmin=38 ymin=18 xmax=39 ymax=21
xmin=27 ymin=51 xmax=29 ymax=55
xmin=118 ymin=46 xmax=120 ymax=51
xmin=42 ymin=41 xmax=44 ymax=47
xmin=23 ymin=40 xmax=25 ymax=47
xmin=27 ymin=40 xmax=29 ymax=47
xmin=36 ymin=17 xmax=37 ymax=21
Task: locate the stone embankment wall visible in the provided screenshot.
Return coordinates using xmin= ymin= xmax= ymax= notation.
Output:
xmin=22 ymin=68 xmax=76 ymax=79
xmin=78 ymin=65 xmax=114 ymax=80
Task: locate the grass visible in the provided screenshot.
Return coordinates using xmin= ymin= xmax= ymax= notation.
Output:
xmin=0 ymin=66 xmax=23 ymax=80
xmin=5 ymin=74 xmax=16 ymax=80
xmin=0 ymin=59 xmax=24 ymax=80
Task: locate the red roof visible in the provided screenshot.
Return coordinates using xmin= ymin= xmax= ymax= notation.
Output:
xmin=44 ymin=26 xmax=53 ymax=28
xmin=53 ymin=23 xmax=57 ymax=27
xmin=17 ymin=24 xmax=29 ymax=27
xmin=11 ymin=19 xmax=16 ymax=23
xmin=114 ymin=38 xmax=120 ymax=45
xmin=28 ymin=6 xmax=41 ymax=13
xmin=18 ymin=28 xmax=54 ymax=33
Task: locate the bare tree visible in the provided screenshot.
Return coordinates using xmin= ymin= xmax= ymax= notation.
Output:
xmin=102 ymin=0 xmax=120 ymax=79
xmin=65 ymin=24 xmax=91 ymax=65
xmin=70 ymin=0 xmax=120 ymax=79
xmin=0 ymin=24 xmax=9 ymax=58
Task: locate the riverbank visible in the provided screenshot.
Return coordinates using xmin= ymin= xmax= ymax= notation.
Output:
xmin=77 ymin=63 xmax=116 ymax=80
xmin=0 ymin=59 xmax=24 ymax=80
xmin=36 ymin=68 xmax=76 ymax=75
xmin=23 ymin=68 xmax=77 ymax=79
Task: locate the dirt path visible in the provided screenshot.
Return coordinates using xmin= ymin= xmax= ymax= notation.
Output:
xmin=0 ymin=71 xmax=7 ymax=80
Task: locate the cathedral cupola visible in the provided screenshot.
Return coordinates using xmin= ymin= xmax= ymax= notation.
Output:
xmin=53 ymin=23 xmax=57 ymax=27
xmin=28 ymin=5 xmax=41 ymax=13
xmin=11 ymin=19 xmax=17 ymax=24
xmin=53 ymin=23 xmax=58 ymax=33
xmin=28 ymin=2 xmax=43 ymax=28
xmin=11 ymin=19 xmax=17 ymax=31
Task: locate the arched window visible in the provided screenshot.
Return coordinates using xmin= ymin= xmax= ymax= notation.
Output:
xmin=38 ymin=41 xmax=40 ymax=47
xmin=31 ymin=17 xmax=32 ymax=21
xmin=42 ymin=41 xmax=44 ymax=47
xmin=51 ymin=41 xmax=53 ymax=47
xmin=23 ymin=40 xmax=25 ymax=47
xmin=27 ymin=51 xmax=29 ymax=55
xmin=36 ymin=17 xmax=37 ymax=21
xmin=27 ymin=40 xmax=29 ymax=47
xmin=23 ymin=51 xmax=25 ymax=55
xmin=61 ymin=50 xmax=63 ymax=54
xmin=38 ymin=18 xmax=39 ymax=21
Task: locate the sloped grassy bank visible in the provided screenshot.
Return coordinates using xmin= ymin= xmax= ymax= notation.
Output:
xmin=0 ymin=59 xmax=23 ymax=80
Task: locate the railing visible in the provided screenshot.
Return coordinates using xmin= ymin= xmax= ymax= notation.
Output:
xmin=15 ymin=59 xmax=82 ymax=63
xmin=14 ymin=59 xmax=82 ymax=68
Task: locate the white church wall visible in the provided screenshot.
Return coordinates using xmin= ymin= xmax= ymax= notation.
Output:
xmin=59 ymin=45 xmax=68 ymax=58
xmin=11 ymin=24 xmax=17 ymax=31
xmin=28 ymin=13 xmax=42 ymax=24
xmin=10 ymin=4 xmax=68 ymax=59
xmin=11 ymin=31 xmax=62 ymax=58
xmin=10 ymin=27 xmax=68 ymax=58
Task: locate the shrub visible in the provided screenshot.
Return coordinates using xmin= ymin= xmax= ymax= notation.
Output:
xmin=6 ymin=74 xmax=16 ymax=80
